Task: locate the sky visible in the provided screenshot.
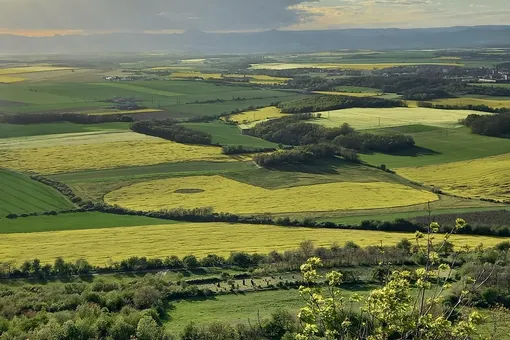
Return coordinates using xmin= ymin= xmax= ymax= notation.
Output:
xmin=0 ymin=0 xmax=509 ymax=36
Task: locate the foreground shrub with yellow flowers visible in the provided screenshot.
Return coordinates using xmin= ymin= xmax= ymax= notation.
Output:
xmin=296 ymin=218 xmax=492 ymax=340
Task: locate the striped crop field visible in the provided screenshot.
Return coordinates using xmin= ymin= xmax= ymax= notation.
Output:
xmin=311 ymin=107 xmax=483 ymax=129
xmin=105 ymin=175 xmax=438 ymax=214
xmin=0 ymin=169 xmax=73 ymax=215
xmin=0 ymin=222 xmax=500 ymax=265
xmin=397 ymin=153 xmax=510 ymax=202
xmin=0 ymin=132 xmax=232 ymax=174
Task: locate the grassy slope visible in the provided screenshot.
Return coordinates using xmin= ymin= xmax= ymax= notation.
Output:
xmin=51 ymin=161 xmax=256 ymax=201
xmin=0 ymin=122 xmax=129 ymax=139
xmin=361 ymin=126 xmax=510 ymax=168
xmin=0 ymin=212 xmax=173 ymax=234
xmin=0 ymin=169 xmax=73 ymax=215
xmin=181 ymin=121 xmax=278 ymax=148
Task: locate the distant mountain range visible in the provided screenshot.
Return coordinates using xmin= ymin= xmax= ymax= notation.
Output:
xmin=1 ymin=26 xmax=510 ymax=54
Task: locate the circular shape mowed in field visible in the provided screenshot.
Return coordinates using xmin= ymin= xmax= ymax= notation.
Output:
xmin=174 ymin=189 xmax=206 ymax=194
xmin=105 ymin=175 xmax=438 ymax=214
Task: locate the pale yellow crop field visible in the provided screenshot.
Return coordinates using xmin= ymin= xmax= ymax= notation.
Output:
xmin=397 ymin=153 xmax=510 ymax=201
xmin=0 ymin=222 xmax=498 ymax=265
xmin=250 ymin=63 xmax=463 ymax=70
xmin=170 ymin=72 xmax=289 ymax=84
xmin=430 ymin=97 xmax=510 ymax=109
xmin=0 ymin=75 xmax=26 ymax=83
xmin=229 ymin=106 xmax=289 ymax=124
xmin=0 ymin=66 xmax=72 ymax=75
xmin=313 ymin=91 xmax=382 ymax=97
xmin=0 ymin=133 xmax=231 ymax=174
xmin=105 ymin=175 xmax=438 ymax=214
xmin=89 ymin=108 xmax=163 ymax=116
xmin=311 ymin=107 xmax=484 ymax=129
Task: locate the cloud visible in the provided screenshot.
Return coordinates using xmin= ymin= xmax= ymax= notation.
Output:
xmin=0 ymin=0 xmax=318 ymax=32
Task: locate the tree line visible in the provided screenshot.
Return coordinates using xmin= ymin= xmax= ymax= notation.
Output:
xmin=247 ymin=115 xmax=415 ymax=155
xmin=418 ymin=101 xmax=510 ymax=114
xmin=130 ymin=120 xmax=213 ymax=145
xmin=460 ymin=112 xmax=510 ymax=138
xmin=277 ymin=95 xmax=405 ymax=113
xmin=0 ymin=112 xmax=133 ymax=125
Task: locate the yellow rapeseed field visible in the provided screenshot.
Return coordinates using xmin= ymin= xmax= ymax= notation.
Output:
xmin=0 ymin=75 xmax=26 ymax=83
xmin=170 ymin=72 xmax=288 ymax=84
xmin=430 ymin=97 xmax=510 ymax=109
xmin=311 ymin=107 xmax=483 ymax=129
xmin=397 ymin=153 xmax=510 ymax=201
xmin=0 ymin=223 xmax=499 ymax=265
xmin=249 ymin=63 xmax=463 ymax=70
xmin=0 ymin=133 xmax=231 ymax=174
xmin=229 ymin=106 xmax=289 ymax=124
xmin=105 ymin=175 xmax=438 ymax=214
xmin=0 ymin=66 xmax=72 ymax=75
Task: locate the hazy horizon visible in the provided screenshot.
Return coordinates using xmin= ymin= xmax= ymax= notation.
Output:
xmin=0 ymin=0 xmax=509 ymax=37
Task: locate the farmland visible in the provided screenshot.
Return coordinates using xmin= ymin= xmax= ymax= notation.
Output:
xmin=398 ymin=153 xmax=510 ymax=201
xmin=0 ymin=222 xmax=501 ymax=265
xmin=181 ymin=121 xmax=278 ymax=148
xmin=105 ymin=175 xmax=438 ymax=214
xmin=310 ymin=107 xmax=482 ymax=129
xmin=0 ymin=169 xmax=73 ymax=215
xmin=0 ymin=132 xmax=232 ymax=174
xmin=228 ymin=106 xmax=289 ymax=124
xmin=249 ymin=62 xmax=463 ymax=70
xmin=361 ymin=126 xmax=510 ymax=168
xmin=0 ymin=122 xmax=129 ymax=139
xmin=429 ymin=96 xmax=510 ymax=108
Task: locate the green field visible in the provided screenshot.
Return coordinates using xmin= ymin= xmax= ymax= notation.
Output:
xmin=182 ymin=121 xmax=278 ymax=148
xmin=0 ymin=211 xmax=172 ymax=234
xmin=361 ymin=126 xmax=510 ymax=168
xmin=50 ymin=161 xmax=256 ymax=201
xmin=0 ymin=169 xmax=73 ymax=215
xmin=0 ymin=81 xmax=307 ymax=118
xmin=0 ymin=122 xmax=129 ymax=139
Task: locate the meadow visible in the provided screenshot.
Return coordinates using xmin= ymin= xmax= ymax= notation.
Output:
xmin=361 ymin=127 xmax=510 ymax=168
xmin=397 ymin=153 xmax=510 ymax=201
xmin=0 ymin=169 xmax=73 ymax=215
xmin=0 ymin=222 xmax=502 ymax=265
xmin=170 ymin=71 xmax=289 ymax=84
xmin=313 ymin=91 xmax=383 ymax=97
xmin=310 ymin=107 xmax=482 ymax=129
xmin=104 ymin=175 xmax=438 ymax=214
xmin=181 ymin=121 xmax=278 ymax=148
xmin=0 ymin=132 xmax=232 ymax=174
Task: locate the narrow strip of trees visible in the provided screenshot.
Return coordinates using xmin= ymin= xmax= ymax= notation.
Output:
xmin=461 ymin=112 xmax=510 ymax=137
xmin=130 ymin=120 xmax=213 ymax=145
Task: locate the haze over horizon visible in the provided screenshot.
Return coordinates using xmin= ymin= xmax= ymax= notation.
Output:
xmin=0 ymin=0 xmax=509 ymax=37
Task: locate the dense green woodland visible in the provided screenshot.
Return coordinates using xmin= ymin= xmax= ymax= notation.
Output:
xmin=277 ymin=95 xmax=405 ymax=113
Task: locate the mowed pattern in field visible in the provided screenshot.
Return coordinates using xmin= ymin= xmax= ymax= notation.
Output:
xmin=105 ymin=175 xmax=438 ymax=214
xmin=0 ymin=169 xmax=73 ymax=215
xmin=397 ymin=153 xmax=510 ymax=201
xmin=0 ymin=132 xmax=231 ymax=174
xmin=311 ymin=107 xmax=483 ymax=129
xmin=0 ymin=222 xmax=499 ymax=265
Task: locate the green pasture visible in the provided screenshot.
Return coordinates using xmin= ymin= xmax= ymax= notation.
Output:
xmin=0 ymin=122 xmax=129 ymax=139
xmin=361 ymin=126 xmax=510 ymax=168
xmin=0 ymin=211 xmax=172 ymax=234
xmin=50 ymin=161 xmax=256 ymax=201
xmin=0 ymin=169 xmax=74 ymax=215
xmin=181 ymin=121 xmax=278 ymax=148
